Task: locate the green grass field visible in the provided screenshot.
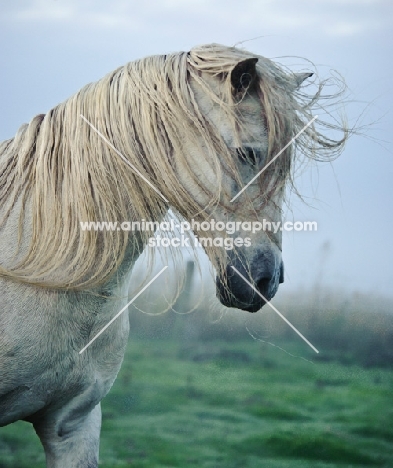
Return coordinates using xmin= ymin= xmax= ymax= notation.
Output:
xmin=1 ymin=336 xmax=392 ymax=467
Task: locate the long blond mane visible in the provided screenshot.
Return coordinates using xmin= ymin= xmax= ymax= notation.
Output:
xmin=0 ymin=44 xmax=347 ymax=290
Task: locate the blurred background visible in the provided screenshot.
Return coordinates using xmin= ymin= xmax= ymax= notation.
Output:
xmin=1 ymin=1 xmax=392 ymax=467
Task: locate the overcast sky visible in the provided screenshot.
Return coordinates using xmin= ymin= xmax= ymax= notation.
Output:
xmin=1 ymin=0 xmax=392 ymax=299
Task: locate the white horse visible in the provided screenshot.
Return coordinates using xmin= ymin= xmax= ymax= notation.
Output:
xmin=0 ymin=44 xmax=346 ymax=467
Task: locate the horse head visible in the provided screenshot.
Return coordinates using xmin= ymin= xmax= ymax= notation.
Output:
xmin=175 ymin=46 xmax=315 ymax=312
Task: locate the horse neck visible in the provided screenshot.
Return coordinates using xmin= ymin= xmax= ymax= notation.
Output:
xmin=92 ymin=207 xmax=169 ymax=296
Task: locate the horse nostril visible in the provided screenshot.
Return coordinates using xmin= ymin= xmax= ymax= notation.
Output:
xmin=279 ymin=262 xmax=284 ymax=283
xmin=256 ymin=277 xmax=271 ymax=297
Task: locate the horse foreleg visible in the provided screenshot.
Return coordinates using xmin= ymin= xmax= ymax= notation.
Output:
xmin=33 ymin=403 xmax=101 ymax=468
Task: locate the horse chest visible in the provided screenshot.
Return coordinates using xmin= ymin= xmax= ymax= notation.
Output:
xmin=0 ymin=280 xmax=129 ymax=426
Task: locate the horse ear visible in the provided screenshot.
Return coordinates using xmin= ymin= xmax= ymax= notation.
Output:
xmin=293 ymin=72 xmax=314 ymax=89
xmin=231 ymin=58 xmax=259 ymax=93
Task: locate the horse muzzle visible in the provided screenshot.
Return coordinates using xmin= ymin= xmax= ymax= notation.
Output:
xmin=216 ymin=250 xmax=284 ymax=312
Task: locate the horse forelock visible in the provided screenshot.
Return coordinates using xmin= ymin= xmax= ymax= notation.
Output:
xmin=0 ymin=44 xmax=348 ymax=289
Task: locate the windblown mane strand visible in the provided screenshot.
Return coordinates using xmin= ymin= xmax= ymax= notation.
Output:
xmin=0 ymin=44 xmax=347 ymax=290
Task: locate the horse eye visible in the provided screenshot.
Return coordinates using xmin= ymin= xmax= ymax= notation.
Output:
xmin=236 ymin=147 xmax=258 ymax=165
